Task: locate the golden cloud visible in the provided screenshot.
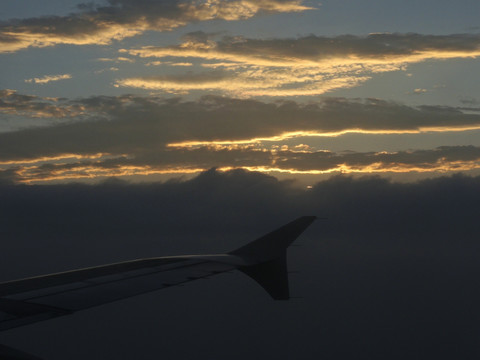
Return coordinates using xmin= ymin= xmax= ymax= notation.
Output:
xmin=118 ymin=33 xmax=480 ymax=96
xmin=24 ymin=74 xmax=72 ymax=84
xmin=0 ymin=0 xmax=313 ymax=53
xmin=5 ymin=145 xmax=480 ymax=183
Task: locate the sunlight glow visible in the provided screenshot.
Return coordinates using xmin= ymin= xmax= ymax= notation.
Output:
xmin=0 ymin=153 xmax=113 ymax=165
xmin=167 ymin=126 xmax=480 ymax=148
xmin=13 ymin=158 xmax=480 ymax=184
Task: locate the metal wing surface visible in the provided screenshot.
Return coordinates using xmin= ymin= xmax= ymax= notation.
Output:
xmin=0 ymin=256 xmax=236 ymax=331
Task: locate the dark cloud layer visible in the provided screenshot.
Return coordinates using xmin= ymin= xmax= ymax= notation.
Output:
xmin=2 ymin=94 xmax=480 ymax=159
xmin=1 ymin=170 xmax=480 ymax=359
xmin=3 ymin=93 xmax=480 ymax=181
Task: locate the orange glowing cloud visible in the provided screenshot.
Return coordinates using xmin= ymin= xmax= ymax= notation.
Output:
xmin=6 ymin=146 xmax=480 ymax=183
xmin=14 ymin=158 xmax=480 ymax=184
xmin=0 ymin=153 xmax=116 ymax=166
xmin=166 ymin=125 xmax=480 ymax=148
xmin=115 ymin=72 xmax=370 ymax=97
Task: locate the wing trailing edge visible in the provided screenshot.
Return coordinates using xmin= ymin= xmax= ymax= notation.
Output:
xmin=0 ymin=344 xmax=44 ymax=360
xmin=238 ymin=254 xmax=290 ymax=300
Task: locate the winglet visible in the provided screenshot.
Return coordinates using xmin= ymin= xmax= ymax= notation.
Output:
xmin=230 ymin=216 xmax=316 ymax=300
xmin=229 ymin=216 xmax=317 ymax=263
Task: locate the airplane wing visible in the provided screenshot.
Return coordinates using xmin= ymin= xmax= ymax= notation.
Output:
xmin=0 ymin=256 xmax=237 ymax=332
xmin=0 ymin=216 xmax=316 ymax=333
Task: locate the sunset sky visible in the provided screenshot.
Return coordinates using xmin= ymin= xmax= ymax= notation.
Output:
xmin=2 ymin=0 xmax=480 ymax=184
xmin=3 ymin=2 xmax=480 ymax=359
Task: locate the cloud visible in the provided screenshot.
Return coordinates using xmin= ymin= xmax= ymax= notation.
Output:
xmin=97 ymin=56 xmax=135 ymax=63
xmin=170 ymin=62 xmax=193 ymax=66
xmin=1 ymin=169 xmax=480 ymax=358
xmin=2 ymin=168 xmax=479 ymax=239
xmin=95 ymin=67 xmax=120 ymax=74
xmin=0 ymin=89 xmax=83 ymax=118
xmin=4 ymin=92 xmax=480 ymax=136
xmin=459 ymin=96 xmax=480 ymax=105
xmin=3 ymin=93 xmax=480 ymax=182
xmin=413 ymin=88 xmax=428 ymax=94
xmin=4 ymin=93 xmax=480 ymax=148
xmin=129 ymin=32 xmax=480 ymax=64
xmin=0 ymin=0 xmax=313 ymax=53
xmin=116 ymin=69 xmax=368 ymax=96
xmin=24 ymin=73 xmax=72 ymax=84
xmin=6 ymin=145 xmax=480 ymax=183
xmin=119 ymin=32 xmax=480 ymax=96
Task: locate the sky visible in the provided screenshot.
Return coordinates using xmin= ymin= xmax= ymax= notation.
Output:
xmin=2 ymin=0 xmax=480 ymax=184
xmin=2 ymin=1 xmax=480 ymax=359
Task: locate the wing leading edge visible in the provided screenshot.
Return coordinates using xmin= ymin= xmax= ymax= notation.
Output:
xmin=0 ymin=216 xmax=316 ymax=332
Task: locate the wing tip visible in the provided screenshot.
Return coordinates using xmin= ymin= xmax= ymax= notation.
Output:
xmin=230 ymin=216 xmax=318 ymax=261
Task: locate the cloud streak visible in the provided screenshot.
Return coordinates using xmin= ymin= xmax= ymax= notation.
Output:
xmin=4 ymin=145 xmax=480 ymax=183
xmin=24 ymin=73 xmax=72 ymax=84
xmin=119 ymin=32 xmax=480 ymax=96
xmin=0 ymin=0 xmax=312 ymax=53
